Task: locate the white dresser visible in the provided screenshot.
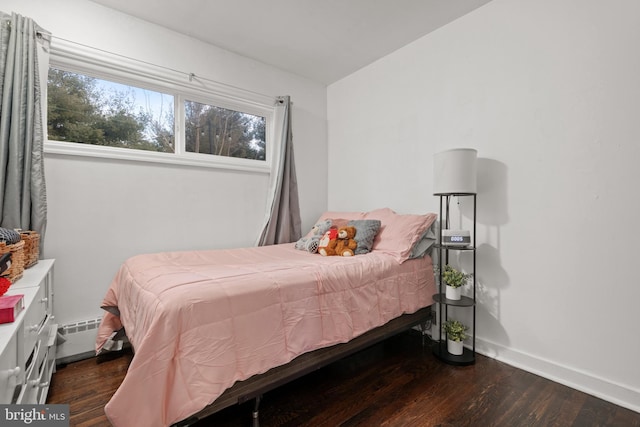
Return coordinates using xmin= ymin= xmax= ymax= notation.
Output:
xmin=0 ymin=259 xmax=56 ymax=404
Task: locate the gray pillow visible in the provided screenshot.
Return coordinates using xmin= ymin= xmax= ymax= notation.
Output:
xmin=409 ymin=236 xmax=436 ymax=259
xmin=347 ymin=219 xmax=382 ymax=255
xmin=409 ymin=221 xmax=437 ymax=259
xmin=101 ymin=305 xmax=121 ymax=316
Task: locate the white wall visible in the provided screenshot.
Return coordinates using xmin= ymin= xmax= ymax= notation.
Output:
xmin=3 ymin=0 xmax=328 ymax=354
xmin=328 ymin=0 xmax=640 ymax=413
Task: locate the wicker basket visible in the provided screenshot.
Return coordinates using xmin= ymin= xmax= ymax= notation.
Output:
xmin=0 ymin=240 xmax=25 ymax=283
xmin=19 ymin=230 xmax=40 ymax=269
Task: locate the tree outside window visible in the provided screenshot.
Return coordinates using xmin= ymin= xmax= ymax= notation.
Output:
xmin=185 ymin=100 xmax=265 ymax=161
xmin=47 ymin=68 xmax=174 ymax=153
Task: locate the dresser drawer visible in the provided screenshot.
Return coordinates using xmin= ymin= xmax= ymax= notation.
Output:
xmin=0 ymin=332 xmax=20 ymax=403
xmin=16 ymin=339 xmax=43 ymax=404
xmin=25 ymin=347 xmax=50 ymax=405
xmin=35 ymin=347 xmax=52 ymax=404
xmin=21 ymin=285 xmax=46 ymax=359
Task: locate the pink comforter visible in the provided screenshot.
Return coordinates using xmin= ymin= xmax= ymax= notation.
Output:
xmin=97 ymin=243 xmax=434 ymax=427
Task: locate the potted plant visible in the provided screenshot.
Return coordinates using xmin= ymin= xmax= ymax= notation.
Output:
xmin=442 ymin=264 xmax=471 ymax=301
xmin=442 ymin=319 xmax=468 ymax=355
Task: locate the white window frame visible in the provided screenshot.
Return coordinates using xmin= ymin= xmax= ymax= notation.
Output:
xmin=45 ymin=39 xmax=275 ymax=174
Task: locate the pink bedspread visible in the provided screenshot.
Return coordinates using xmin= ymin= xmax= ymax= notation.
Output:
xmin=97 ymin=243 xmax=434 ymax=427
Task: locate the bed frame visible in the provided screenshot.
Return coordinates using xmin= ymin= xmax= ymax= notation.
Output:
xmin=172 ymin=306 xmax=432 ymax=427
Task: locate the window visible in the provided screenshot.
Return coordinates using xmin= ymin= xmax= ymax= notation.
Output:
xmin=184 ymin=100 xmax=266 ymax=161
xmin=45 ymin=39 xmax=275 ymax=172
xmin=48 ymin=68 xmax=175 ymax=153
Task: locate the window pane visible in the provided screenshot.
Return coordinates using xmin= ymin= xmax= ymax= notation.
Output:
xmin=47 ymin=68 xmax=175 ymax=153
xmin=185 ymin=100 xmax=266 ymax=161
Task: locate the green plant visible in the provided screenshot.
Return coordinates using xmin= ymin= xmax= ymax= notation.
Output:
xmin=442 ymin=264 xmax=471 ymax=288
xmin=442 ymin=319 xmax=468 ymax=342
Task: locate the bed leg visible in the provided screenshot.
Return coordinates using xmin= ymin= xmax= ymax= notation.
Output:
xmin=252 ymin=395 xmax=262 ymax=427
xmin=418 ymin=319 xmax=431 ymax=348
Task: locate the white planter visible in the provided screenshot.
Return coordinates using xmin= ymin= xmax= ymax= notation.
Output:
xmin=445 ymin=285 xmax=461 ymax=300
xmin=447 ymin=339 xmax=464 ymax=355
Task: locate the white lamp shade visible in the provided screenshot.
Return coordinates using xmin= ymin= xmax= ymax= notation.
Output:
xmin=433 ymin=148 xmax=478 ymax=195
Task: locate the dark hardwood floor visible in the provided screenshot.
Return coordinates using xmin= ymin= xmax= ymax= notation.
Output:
xmin=47 ymin=331 xmax=640 ymax=427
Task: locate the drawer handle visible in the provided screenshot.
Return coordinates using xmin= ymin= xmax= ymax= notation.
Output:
xmin=28 ymin=380 xmax=49 ymax=388
xmin=28 ymin=324 xmax=39 ymax=332
xmin=3 ymin=367 xmax=20 ymax=377
xmin=40 ymin=297 xmax=48 ymax=303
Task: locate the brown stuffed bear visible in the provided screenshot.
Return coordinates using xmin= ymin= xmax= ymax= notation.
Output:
xmin=334 ymin=226 xmax=358 ymax=256
xmin=318 ymin=227 xmax=339 ymax=256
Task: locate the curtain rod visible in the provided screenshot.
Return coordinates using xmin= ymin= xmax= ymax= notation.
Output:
xmin=2 ymin=11 xmax=52 ymax=43
xmin=50 ymin=35 xmax=278 ymax=102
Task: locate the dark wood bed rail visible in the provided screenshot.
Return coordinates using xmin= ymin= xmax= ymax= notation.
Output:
xmin=173 ymin=306 xmax=432 ymax=427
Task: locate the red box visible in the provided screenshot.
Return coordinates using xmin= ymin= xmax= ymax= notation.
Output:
xmin=0 ymin=294 xmax=24 ymax=324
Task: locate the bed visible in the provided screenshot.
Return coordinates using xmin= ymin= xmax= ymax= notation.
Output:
xmin=95 ymin=208 xmax=438 ymax=427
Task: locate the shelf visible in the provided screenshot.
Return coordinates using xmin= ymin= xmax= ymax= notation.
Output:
xmin=431 ymin=341 xmax=475 ymax=366
xmin=434 ymin=244 xmax=475 ymax=251
xmin=433 ymin=192 xmax=476 ymax=196
xmin=435 ymin=192 xmax=476 ymax=366
xmin=432 ymin=294 xmax=475 ymax=307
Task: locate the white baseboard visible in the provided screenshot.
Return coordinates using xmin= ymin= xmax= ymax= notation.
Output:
xmin=476 ymin=337 xmax=640 ymax=414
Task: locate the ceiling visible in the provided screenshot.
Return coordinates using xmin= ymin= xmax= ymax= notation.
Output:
xmin=89 ymin=0 xmax=493 ymax=85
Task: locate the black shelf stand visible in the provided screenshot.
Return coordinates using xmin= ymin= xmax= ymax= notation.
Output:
xmin=432 ymin=193 xmax=476 ymax=366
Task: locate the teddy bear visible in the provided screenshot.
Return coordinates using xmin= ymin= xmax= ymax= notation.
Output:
xmin=319 ymin=226 xmax=357 ymax=257
xmin=295 ymin=219 xmax=333 ymax=253
xmin=334 ymin=226 xmax=358 ymax=256
xmin=318 ymin=227 xmax=339 ymax=256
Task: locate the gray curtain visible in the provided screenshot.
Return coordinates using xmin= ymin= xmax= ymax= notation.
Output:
xmin=0 ymin=12 xmax=50 ymax=248
xmin=256 ymin=96 xmax=302 ymax=246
